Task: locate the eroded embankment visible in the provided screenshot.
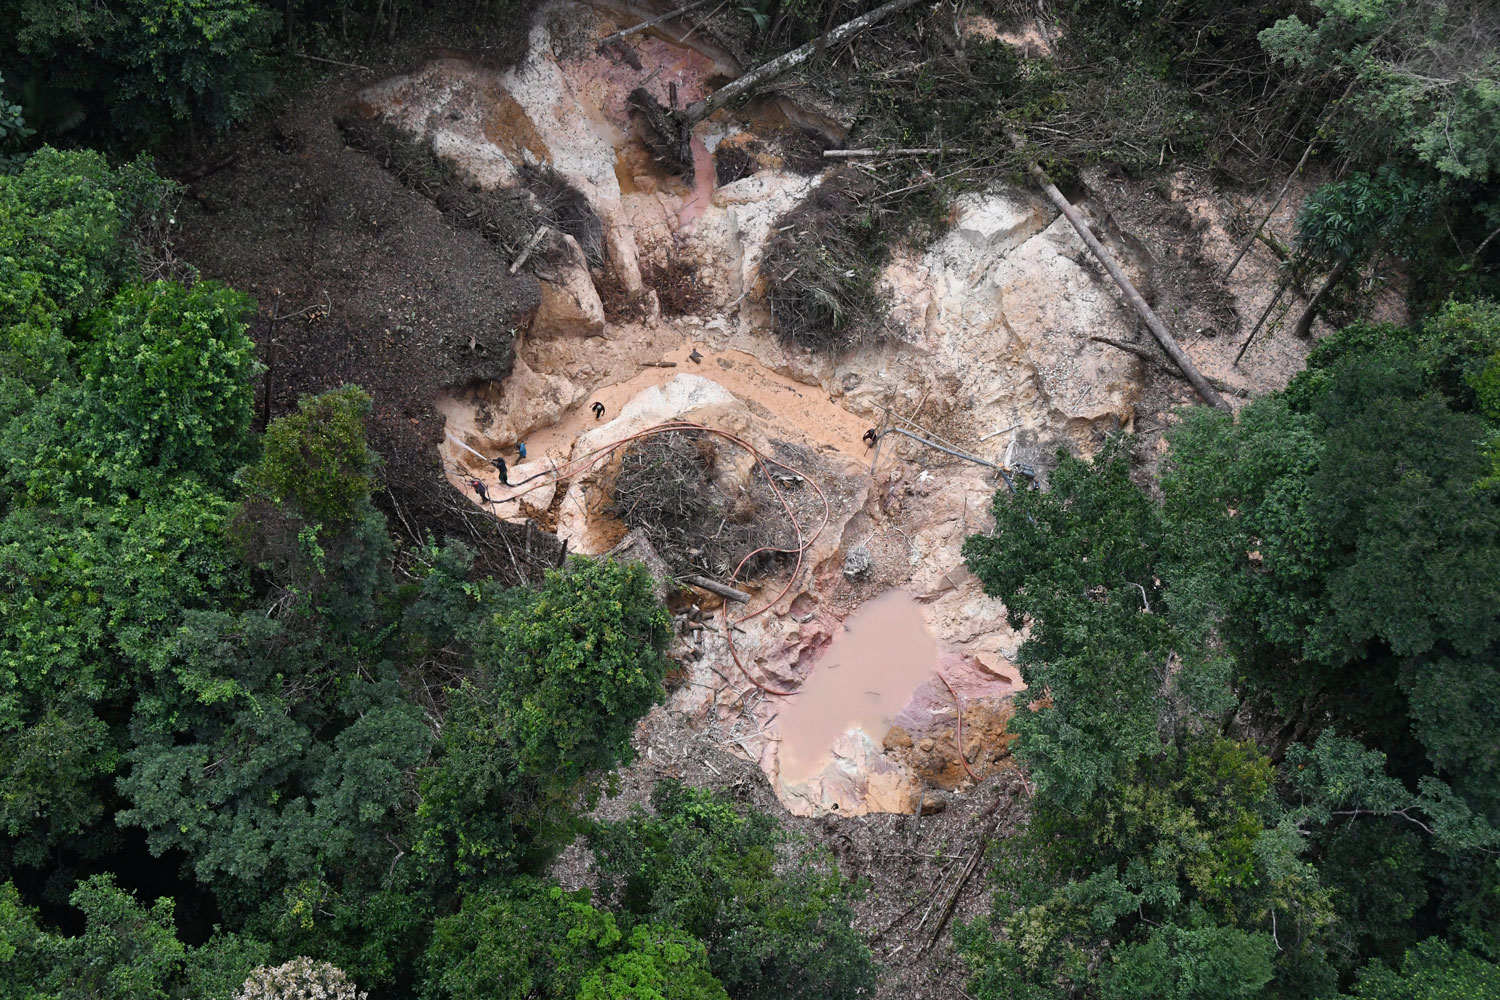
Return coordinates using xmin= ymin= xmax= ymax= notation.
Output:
xmin=346 ymin=0 xmax=1300 ymax=816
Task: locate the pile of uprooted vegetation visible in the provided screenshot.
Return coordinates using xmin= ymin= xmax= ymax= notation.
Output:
xmin=605 ymin=430 xmax=794 ymax=580
xmin=336 ymin=115 xmax=605 ymax=265
xmin=760 ymin=166 xmax=890 ymax=352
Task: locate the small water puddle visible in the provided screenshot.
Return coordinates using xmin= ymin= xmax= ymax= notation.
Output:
xmin=777 ymin=591 xmax=937 ymax=783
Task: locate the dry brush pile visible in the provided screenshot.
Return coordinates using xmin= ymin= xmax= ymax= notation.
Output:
xmin=604 ymin=430 xmax=795 ymax=581
xmin=760 ymin=167 xmax=891 ymax=352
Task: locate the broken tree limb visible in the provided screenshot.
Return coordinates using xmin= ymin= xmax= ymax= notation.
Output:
xmin=178 ymin=152 xmax=240 ymax=184
xmin=595 ymin=0 xmax=719 ymax=49
xmin=1223 ymin=138 xmax=1314 ymax=280
xmin=1090 ymin=337 xmax=1248 ymax=398
xmin=684 ymin=0 xmax=924 ymax=123
xmin=1028 ymin=161 xmax=1230 ymax=411
xmin=682 ymin=575 xmax=751 ymax=604
xmin=823 ymin=147 xmax=969 ymax=158
xmin=1291 ymin=256 xmax=1351 ymax=340
xmin=1089 ymin=335 xmax=1166 ymax=365
xmin=508 ymin=226 xmax=548 ymax=275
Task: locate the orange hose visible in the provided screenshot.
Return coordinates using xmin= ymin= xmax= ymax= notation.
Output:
xmin=937 ymin=671 xmax=979 ymax=782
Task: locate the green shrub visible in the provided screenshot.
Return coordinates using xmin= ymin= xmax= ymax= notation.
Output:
xmin=82 ymin=279 xmax=259 ymax=487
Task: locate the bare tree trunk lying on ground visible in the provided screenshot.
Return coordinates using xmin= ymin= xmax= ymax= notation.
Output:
xmin=1235 ymin=275 xmax=1290 ymax=366
xmin=1223 ymin=139 xmax=1314 ymax=280
xmin=1028 ymin=161 xmax=1231 ymax=411
xmin=631 ymin=0 xmax=926 ymax=178
xmin=597 ymin=0 xmax=719 ymax=49
xmin=1091 ymin=337 xmax=1247 ymax=398
xmin=823 ymin=147 xmax=968 ymax=158
xmin=682 ymin=574 xmax=752 ymax=604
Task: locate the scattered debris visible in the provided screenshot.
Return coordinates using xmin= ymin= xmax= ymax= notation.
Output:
xmin=842 ymin=544 xmax=873 ymax=579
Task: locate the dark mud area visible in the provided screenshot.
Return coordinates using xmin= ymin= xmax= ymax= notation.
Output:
xmin=171 ymin=27 xmax=545 ymax=554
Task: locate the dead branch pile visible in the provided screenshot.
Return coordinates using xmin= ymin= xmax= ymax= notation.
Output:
xmin=605 ymin=430 xmax=793 ymax=580
xmin=641 ymin=251 xmax=710 ymax=316
xmin=515 ymin=162 xmax=606 ymax=266
xmin=760 ymin=167 xmax=889 ymax=352
xmin=628 ymin=86 xmax=696 ymax=180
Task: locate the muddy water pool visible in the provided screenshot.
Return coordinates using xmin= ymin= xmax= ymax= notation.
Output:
xmin=776 ymin=591 xmax=937 ymax=783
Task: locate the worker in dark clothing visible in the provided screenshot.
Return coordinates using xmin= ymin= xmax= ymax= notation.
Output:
xmin=470 ymin=478 xmax=490 ymax=503
xmin=491 ymin=456 xmax=509 ymax=486
xmin=862 ymin=428 xmax=879 ymax=447
xmin=592 ymin=401 xmax=606 ymax=419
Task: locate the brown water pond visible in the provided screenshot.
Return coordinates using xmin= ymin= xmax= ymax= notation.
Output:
xmin=776 ymin=590 xmax=937 ymax=784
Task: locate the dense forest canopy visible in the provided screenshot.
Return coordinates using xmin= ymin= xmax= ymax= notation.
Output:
xmin=1 ymin=1 xmax=1497 ymax=998
xmin=0 ymin=139 xmax=872 ymax=1000
xmin=961 ymin=300 xmax=1500 ymax=998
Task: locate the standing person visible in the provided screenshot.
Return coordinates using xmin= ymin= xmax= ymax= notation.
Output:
xmin=492 ymin=455 xmax=509 ymax=486
xmin=516 ymin=441 xmax=527 ymax=461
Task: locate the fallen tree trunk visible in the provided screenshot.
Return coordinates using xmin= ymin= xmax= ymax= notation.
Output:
xmin=1029 ymin=161 xmax=1231 ymax=411
xmin=823 ymin=147 xmax=968 ymax=158
xmin=686 ymin=0 xmax=923 ymax=122
xmin=1223 ymin=138 xmax=1313 ymax=280
xmin=596 ymin=0 xmax=719 ymax=49
xmin=1234 ymin=275 xmax=1290 ymax=365
xmin=682 ymin=574 xmax=751 ymax=604
xmin=632 ymin=0 xmax=926 ymax=178
xmin=1091 ymin=336 xmax=1247 ymax=398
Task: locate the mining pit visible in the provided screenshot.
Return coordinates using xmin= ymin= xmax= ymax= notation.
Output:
xmin=341 ymin=0 xmax=1327 ymax=824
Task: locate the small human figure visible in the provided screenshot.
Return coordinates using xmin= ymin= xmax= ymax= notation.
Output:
xmin=491 ymin=456 xmax=509 ymax=486
xmin=862 ymin=428 xmax=879 ymax=447
xmin=470 ymin=478 xmax=489 ymax=503
xmin=516 ymin=441 xmax=527 ymax=460
xmin=591 ymin=401 xmax=606 ymax=420
xmin=688 ymin=348 xmax=703 ymax=364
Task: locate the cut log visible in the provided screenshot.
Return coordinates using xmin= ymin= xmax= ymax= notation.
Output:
xmin=682 ymin=574 xmax=752 ymax=604
xmin=1029 ymin=161 xmax=1230 ymax=411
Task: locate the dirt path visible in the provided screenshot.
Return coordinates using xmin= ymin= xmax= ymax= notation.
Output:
xmin=438 ymin=339 xmax=873 ymax=525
